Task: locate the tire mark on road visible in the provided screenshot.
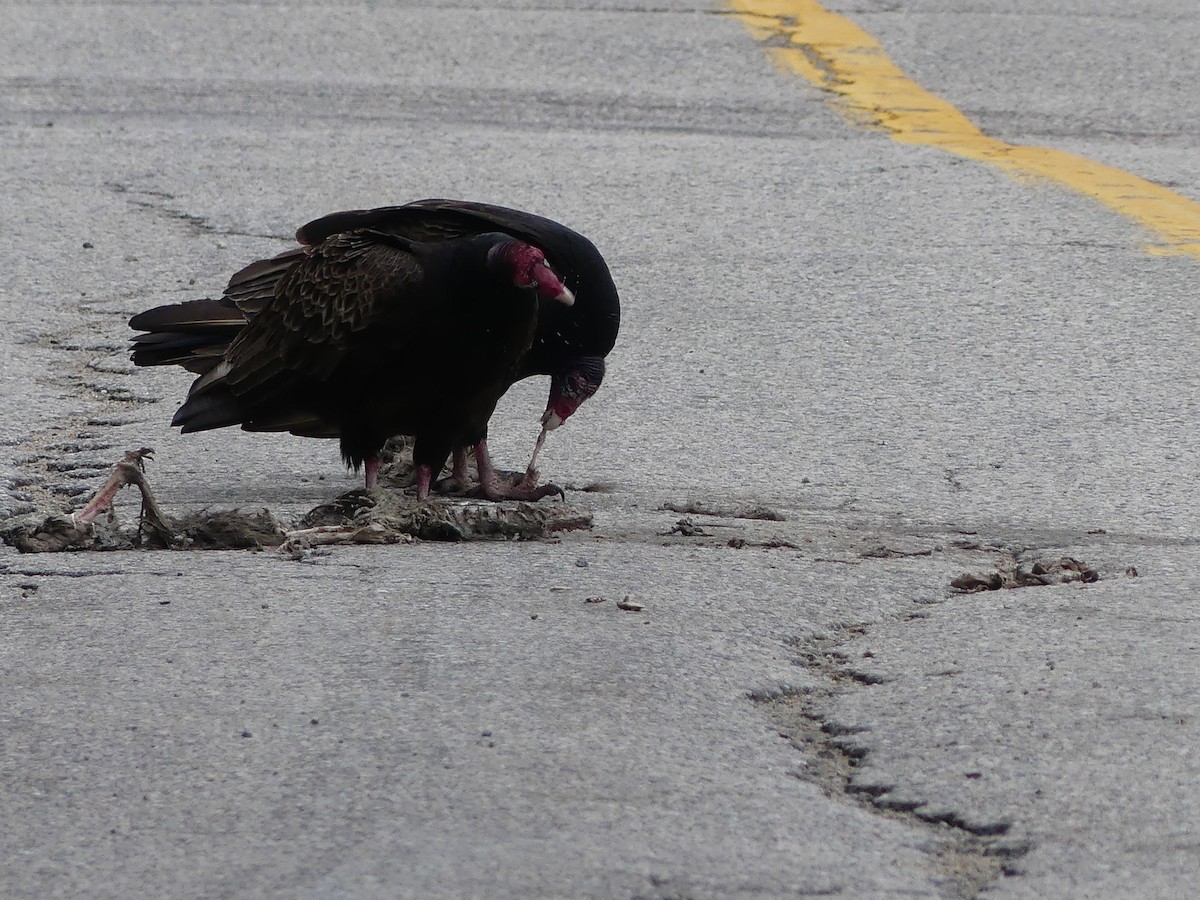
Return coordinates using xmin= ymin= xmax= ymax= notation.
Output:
xmin=729 ymin=0 xmax=1200 ymax=260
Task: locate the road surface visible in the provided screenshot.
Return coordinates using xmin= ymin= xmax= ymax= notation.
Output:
xmin=2 ymin=1 xmax=1199 ymax=897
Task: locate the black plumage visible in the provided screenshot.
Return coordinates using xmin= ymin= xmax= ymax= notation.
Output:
xmin=295 ymin=200 xmax=620 ymax=393
xmin=132 ymin=228 xmax=575 ymax=498
xmin=129 ymin=199 xmax=619 ymax=498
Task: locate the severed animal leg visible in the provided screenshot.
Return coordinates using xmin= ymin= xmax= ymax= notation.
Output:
xmin=74 ymin=448 xmax=156 ymax=525
xmin=515 ymin=425 xmax=549 ymax=492
xmin=71 ymin=447 xmax=175 ymax=544
xmin=475 ymin=439 xmax=562 ymax=502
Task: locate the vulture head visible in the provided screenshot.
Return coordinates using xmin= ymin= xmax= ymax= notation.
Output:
xmin=487 ymin=239 xmax=575 ymax=306
xmin=542 ymin=355 xmax=606 ymax=431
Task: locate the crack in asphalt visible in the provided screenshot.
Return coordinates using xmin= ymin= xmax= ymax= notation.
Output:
xmin=105 ymin=181 xmax=282 ymax=242
xmin=757 ymin=623 xmax=1032 ymax=899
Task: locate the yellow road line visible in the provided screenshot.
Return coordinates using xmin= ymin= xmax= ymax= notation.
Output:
xmin=730 ymin=0 xmax=1200 ymax=260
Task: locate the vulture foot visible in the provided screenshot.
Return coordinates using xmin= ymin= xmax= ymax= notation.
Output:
xmin=479 ymin=477 xmax=564 ymax=503
xmin=434 ymin=448 xmax=473 ymax=495
xmin=434 ymin=475 xmax=472 ymax=495
xmin=414 ymin=464 xmax=435 ymax=502
xmin=473 ymin=440 xmax=562 ymax=502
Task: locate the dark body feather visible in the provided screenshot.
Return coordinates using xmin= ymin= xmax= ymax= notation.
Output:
xmin=294 ymin=199 xmax=620 ymax=382
xmin=147 ymin=230 xmax=542 ymax=478
xmin=129 ymin=199 xmax=619 ymax=488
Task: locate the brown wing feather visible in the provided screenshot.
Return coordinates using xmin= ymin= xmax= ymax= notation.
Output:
xmin=223 ymin=247 xmax=309 ymax=317
xmin=225 ymin=209 xmax=475 ymax=326
xmin=129 ymin=297 xmax=246 ymax=333
xmin=190 ymin=232 xmax=426 ymax=411
xmin=128 ymin=298 xmax=248 ymax=373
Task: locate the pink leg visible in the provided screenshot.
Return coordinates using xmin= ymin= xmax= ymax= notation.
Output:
xmin=451 ymin=448 xmax=470 ymax=485
xmin=429 ymin=448 xmax=470 ymax=496
xmin=364 ymin=456 xmax=380 ymax=489
xmin=414 ymin=464 xmax=433 ymax=501
xmin=433 ymin=447 xmax=472 ymax=494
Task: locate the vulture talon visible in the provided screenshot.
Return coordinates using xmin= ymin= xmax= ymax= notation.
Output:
xmin=434 ymin=475 xmax=472 ymax=496
xmin=479 ymin=478 xmax=564 ymax=503
xmin=473 ymin=440 xmax=560 ymax=502
xmin=515 ymin=465 xmax=564 ymax=501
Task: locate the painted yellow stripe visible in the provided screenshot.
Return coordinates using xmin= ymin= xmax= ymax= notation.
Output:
xmin=729 ymin=0 xmax=1200 ymax=259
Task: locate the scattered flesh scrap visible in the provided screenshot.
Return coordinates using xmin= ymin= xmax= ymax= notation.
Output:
xmin=2 ymin=448 xmax=592 ymax=553
xmin=951 ymin=557 xmax=1100 ymax=592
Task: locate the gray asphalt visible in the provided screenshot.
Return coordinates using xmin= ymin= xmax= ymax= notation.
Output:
xmin=3 ymin=1 xmax=1199 ymax=897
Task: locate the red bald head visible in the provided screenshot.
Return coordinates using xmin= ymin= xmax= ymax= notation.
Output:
xmin=542 ymin=356 xmax=605 ymax=430
xmin=489 ymin=240 xmax=575 ymax=305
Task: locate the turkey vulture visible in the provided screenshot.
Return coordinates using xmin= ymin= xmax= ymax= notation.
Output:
xmin=291 ymin=200 xmax=620 ymax=485
xmin=130 ymin=229 xmax=575 ymax=500
xmin=130 ymin=199 xmax=620 ymax=496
